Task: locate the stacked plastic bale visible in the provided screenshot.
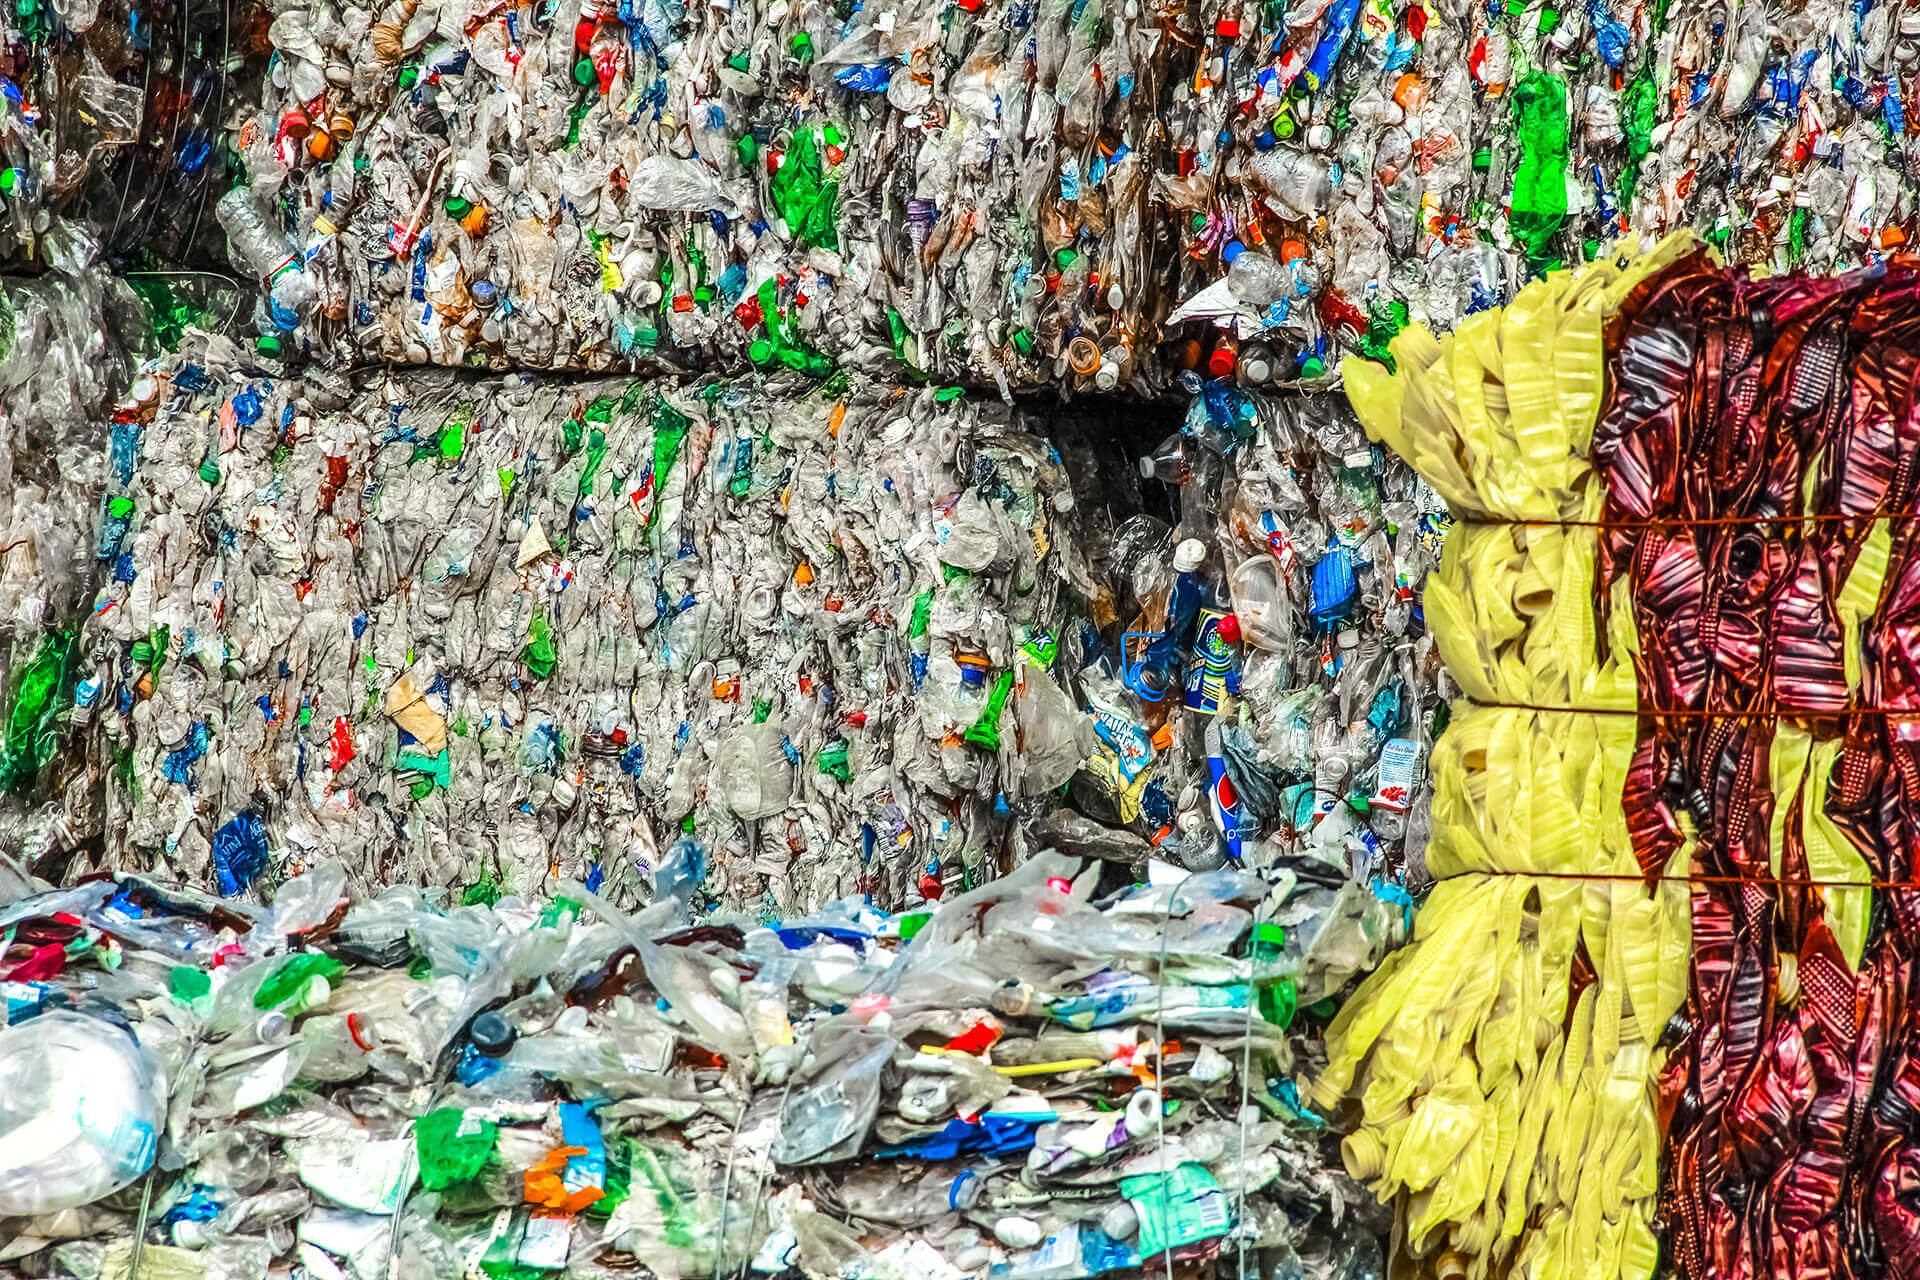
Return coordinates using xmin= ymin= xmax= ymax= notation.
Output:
xmin=81 ymin=338 xmax=1134 ymax=909
xmin=232 ymin=0 xmax=1920 ymax=390
xmin=224 ymin=0 xmax=1192 ymax=389
xmin=0 ymin=0 xmax=263 ymax=861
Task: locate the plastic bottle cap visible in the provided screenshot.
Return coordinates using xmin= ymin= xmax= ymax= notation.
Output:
xmin=1067 ymin=336 xmax=1100 ymax=376
xmin=469 ymin=1010 xmax=517 ymax=1057
xmin=470 ymin=280 xmax=496 ymax=306
xmin=1216 ymin=613 xmax=1241 ymax=643
xmin=1173 ymin=539 xmax=1207 ymax=573
xmin=1208 ymin=345 xmax=1237 ymax=377
xmin=1222 ymin=240 xmax=1246 ymax=264
xmin=1244 ymin=921 xmax=1290 ymax=959
xmin=1137 ymin=455 xmax=1155 ymax=480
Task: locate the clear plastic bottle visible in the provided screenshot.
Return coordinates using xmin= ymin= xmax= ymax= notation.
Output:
xmin=216 ymin=187 xmax=314 ymax=321
xmin=1330 ymin=1234 xmax=1386 ymax=1280
xmin=1225 ymin=244 xmax=1288 ymax=312
xmin=1229 ymin=557 xmax=1293 ymax=653
xmin=1137 ymin=432 xmax=1191 ymax=485
xmin=712 ymin=720 xmax=793 ymax=819
xmin=1239 ymin=341 xmax=1277 ymax=383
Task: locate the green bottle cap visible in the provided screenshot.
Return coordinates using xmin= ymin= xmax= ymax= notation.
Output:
xmin=257 ymin=334 xmax=282 ymax=358
xmin=749 ymin=338 xmax=775 ymax=364
xmin=574 ymin=57 xmax=595 ymax=85
xmin=1249 ymin=921 xmax=1287 ymax=957
xmin=444 ymin=195 xmax=474 ymax=218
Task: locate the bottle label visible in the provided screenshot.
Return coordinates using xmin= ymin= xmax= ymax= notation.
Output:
xmin=1183 ymin=608 xmax=1238 ymax=714
xmin=1088 ymin=698 xmax=1153 ymax=782
xmin=1371 ymin=738 xmax=1421 ymax=811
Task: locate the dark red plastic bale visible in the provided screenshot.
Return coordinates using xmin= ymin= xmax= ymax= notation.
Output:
xmin=1591 ymin=254 xmax=1920 ymax=1280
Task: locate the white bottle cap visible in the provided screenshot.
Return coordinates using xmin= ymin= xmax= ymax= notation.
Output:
xmin=1173 ymin=538 xmax=1207 ymax=573
xmin=1137 ymin=455 xmax=1156 ymax=480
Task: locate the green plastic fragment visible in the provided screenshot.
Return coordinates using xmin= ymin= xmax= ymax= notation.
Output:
xmin=1618 ymin=70 xmax=1657 ymax=214
xmin=169 ymin=966 xmax=211 ymax=1004
xmin=579 ymin=429 xmax=609 ymax=498
xmin=0 ymin=629 xmax=75 ymax=793
xmin=768 ymin=129 xmax=838 ymax=250
xmin=816 ymin=741 xmax=852 ymax=783
xmin=462 ymin=873 xmax=503 ymax=908
xmin=964 ymin=670 xmax=1014 ymax=751
xmin=397 ymin=748 xmax=452 ymax=789
xmin=437 ymin=409 xmax=468 ymax=459
xmin=1510 ymin=71 xmax=1571 ymax=272
xmin=415 ymin=1108 xmax=498 ymax=1190
xmin=644 ymin=401 xmax=692 ymax=527
xmin=1788 ymin=205 xmax=1811 ymax=266
xmin=255 ymin=953 xmax=346 ymax=1010
xmin=1355 ymin=298 xmax=1410 ymax=372
xmin=522 ymin=614 xmax=557 ymax=679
